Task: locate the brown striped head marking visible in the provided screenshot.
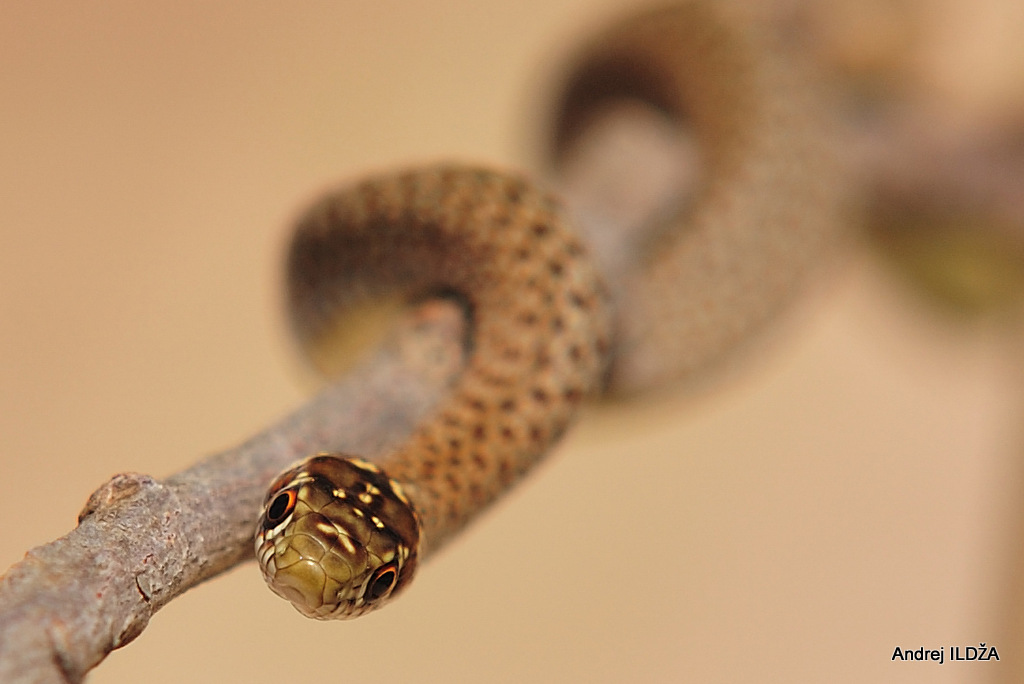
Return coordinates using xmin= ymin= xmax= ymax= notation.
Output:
xmin=255 ymin=454 xmax=420 ymax=619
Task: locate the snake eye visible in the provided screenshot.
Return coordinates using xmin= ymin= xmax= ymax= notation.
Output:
xmin=366 ymin=562 xmax=399 ymax=602
xmin=264 ymin=489 xmax=297 ymax=527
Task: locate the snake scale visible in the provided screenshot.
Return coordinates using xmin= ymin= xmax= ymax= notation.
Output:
xmin=256 ymin=1 xmax=845 ymax=619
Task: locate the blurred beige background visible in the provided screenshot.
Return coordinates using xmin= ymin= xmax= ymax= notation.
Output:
xmin=2 ymin=1 xmax=1023 ymax=682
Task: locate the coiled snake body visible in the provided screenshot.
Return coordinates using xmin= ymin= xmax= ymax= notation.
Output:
xmin=256 ymin=2 xmax=845 ymax=619
xmin=257 ymin=168 xmax=611 ymax=618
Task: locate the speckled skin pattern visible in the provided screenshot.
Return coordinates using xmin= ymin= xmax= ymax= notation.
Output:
xmin=257 ymin=166 xmax=612 ymax=618
xmin=256 ymin=1 xmax=845 ymax=619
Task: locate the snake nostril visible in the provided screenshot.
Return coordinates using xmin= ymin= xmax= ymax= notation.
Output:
xmin=366 ymin=563 xmax=398 ymax=601
xmin=265 ymin=489 xmax=297 ymax=527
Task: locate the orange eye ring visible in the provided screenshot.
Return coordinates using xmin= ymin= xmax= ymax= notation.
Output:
xmin=366 ymin=562 xmax=398 ymax=602
xmin=264 ymin=489 xmax=297 ymax=527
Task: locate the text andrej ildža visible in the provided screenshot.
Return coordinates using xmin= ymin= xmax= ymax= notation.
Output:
xmin=891 ymin=644 xmax=1000 ymax=664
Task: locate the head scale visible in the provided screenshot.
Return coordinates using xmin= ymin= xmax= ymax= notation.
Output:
xmin=255 ymin=454 xmax=420 ymax=619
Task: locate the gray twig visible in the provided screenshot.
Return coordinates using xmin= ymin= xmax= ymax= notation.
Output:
xmin=0 ymin=303 xmax=465 ymax=684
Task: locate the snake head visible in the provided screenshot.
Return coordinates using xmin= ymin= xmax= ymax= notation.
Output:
xmin=255 ymin=454 xmax=420 ymax=619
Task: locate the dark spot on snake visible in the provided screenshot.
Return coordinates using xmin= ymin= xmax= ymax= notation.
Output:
xmin=569 ymin=291 xmax=589 ymax=309
xmin=499 ymin=398 xmax=517 ymax=412
xmin=569 ymin=344 xmax=583 ymax=361
xmin=518 ymin=311 xmax=538 ymax=326
xmin=548 ymin=260 xmax=564 ymax=276
xmin=366 ymin=563 xmax=398 ymax=602
xmin=472 ymin=425 xmax=486 ymax=440
xmin=564 ymin=387 xmax=583 ymax=404
xmin=551 ymin=316 xmax=565 ymax=332
xmin=529 ymin=425 xmax=544 ymax=443
xmin=471 ymin=452 xmax=487 ymax=469
xmin=448 ymin=438 xmax=462 ymax=451
xmin=532 ymin=222 xmax=550 ymax=238
xmin=531 ymin=388 xmax=550 ymax=404
xmin=516 ymin=247 xmax=532 ymax=261
xmin=505 ymin=183 xmax=524 ymax=203
xmin=446 ymin=473 xmax=462 ymax=492
xmin=500 ymin=426 xmax=515 ymax=442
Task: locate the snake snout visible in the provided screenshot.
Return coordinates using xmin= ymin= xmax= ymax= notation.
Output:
xmin=268 ymin=558 xmax=330 ymax=615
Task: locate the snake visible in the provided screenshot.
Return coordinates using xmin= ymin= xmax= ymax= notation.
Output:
xmin=255 ymin=1 xmax=846 ymax=620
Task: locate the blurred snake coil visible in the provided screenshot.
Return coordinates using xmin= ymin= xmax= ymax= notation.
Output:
xmin=255 ymin=1 xmax=846 ymax=619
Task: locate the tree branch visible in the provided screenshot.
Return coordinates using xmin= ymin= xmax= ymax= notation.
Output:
xmin=0 ymin=303 xmax=466 ymax=684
